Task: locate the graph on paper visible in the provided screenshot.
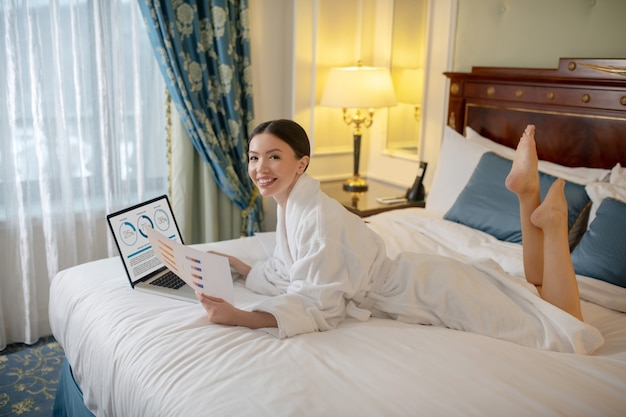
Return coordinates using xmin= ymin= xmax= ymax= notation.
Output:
xmin=145 ymin=227 xmax=234 ymax=303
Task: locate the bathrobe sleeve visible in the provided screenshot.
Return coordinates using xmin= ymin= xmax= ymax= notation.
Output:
xmin=249 ymin=232 xmax=373 ymax=338
xmin=246 ymin=199 xmax=385 ymax=338
xmin=246 ymin=257 xmax=291 ymax=297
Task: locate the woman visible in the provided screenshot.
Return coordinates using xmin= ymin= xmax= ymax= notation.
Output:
xmin=197 ymin=120 xmax=603 ymax=353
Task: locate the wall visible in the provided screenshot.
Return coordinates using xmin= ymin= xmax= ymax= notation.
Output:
xmin=248 ymin=0 xmax=296 ymax=230
xmin=248 ymin=0 xmax=293 ymax=123
xmin=453 ymin=0 xmax=626 ymax=72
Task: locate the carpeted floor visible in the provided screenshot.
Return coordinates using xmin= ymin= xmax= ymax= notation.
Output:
xmin=0 ymin=336 xmax=64 ymax=416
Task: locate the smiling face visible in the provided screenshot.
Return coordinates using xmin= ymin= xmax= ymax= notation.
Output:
xmin=248 ymin=132 xmax=310 ymax=207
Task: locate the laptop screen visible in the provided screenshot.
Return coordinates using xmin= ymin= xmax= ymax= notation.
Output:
xmin=107 ymin=195 xmax=183 ymax=285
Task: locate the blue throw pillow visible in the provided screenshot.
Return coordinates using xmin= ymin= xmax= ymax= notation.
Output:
xmin=444 ymin=152 xmax=590 ymax=245
xmin=571 ymin=198 xmax=626 ymax=288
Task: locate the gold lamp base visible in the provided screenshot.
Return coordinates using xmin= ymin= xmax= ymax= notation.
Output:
xmin=343 ymin=176 xmax=368 ymax=192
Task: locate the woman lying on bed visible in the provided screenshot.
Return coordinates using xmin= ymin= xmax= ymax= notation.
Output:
xmin=196 ymin=120 xmax=604 ymax=354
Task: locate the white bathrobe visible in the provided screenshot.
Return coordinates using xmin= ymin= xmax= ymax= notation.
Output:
xmin=246 ymin=174 xmax=604 ymax=354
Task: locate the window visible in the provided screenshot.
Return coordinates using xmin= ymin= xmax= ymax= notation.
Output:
xmin=0 ymin=0 xmax=168 ymax=218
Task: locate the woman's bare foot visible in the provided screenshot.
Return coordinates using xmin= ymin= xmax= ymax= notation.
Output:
xmin=530 ymin=178 xmax=568 ymax=232
xmin=505 ymin=125 xmax=539 ymax=196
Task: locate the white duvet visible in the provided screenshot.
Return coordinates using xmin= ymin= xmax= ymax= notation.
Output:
xmin=49 ymin=208 xmax=626 ymax=417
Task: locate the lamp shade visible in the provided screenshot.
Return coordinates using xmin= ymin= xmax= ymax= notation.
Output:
xmin=396 ymin=68 xmax=424 ymax=104
xmin=320 ymin=65 xmax=397 ymax=109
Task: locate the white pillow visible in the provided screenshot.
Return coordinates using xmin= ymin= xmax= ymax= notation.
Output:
xmin=426 ymin=127 xmax=488 ymax=214
xmin=465 ymin=127 xmax=610 ymax=185
xmin=585 ymin=182 xmax=626 ymax=225
xmin=585 ymin=163 xmax=626 ymax=225
xmin=610 ymin=163 xmax=626 ymax=185
xmin=465 ymin=127 xmax=515 ymax=160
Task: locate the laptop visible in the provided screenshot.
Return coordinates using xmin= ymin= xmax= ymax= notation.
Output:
xmin=107 ymin=194 xmax=198 ymax=302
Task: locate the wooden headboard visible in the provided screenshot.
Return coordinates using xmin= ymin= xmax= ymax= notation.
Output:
xmin=444 ymin=58 xmax=626 ymax=169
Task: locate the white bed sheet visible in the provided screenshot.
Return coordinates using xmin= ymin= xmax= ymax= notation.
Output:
xmin=49 ymin=208 xmax=626 ymax=417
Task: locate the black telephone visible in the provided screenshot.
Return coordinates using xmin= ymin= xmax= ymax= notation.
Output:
xmin=406 ymin=161 xmax=428 ymax=202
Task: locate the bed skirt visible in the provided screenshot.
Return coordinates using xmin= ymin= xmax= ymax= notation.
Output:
xmin=53 ymin=357 xmax=95 ymax=417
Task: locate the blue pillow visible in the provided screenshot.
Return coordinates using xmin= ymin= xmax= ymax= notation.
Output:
xmin=571 ymin=198 xmax=626 ymax=288
xmin=443 ymin=152 xmax=590 ymax=245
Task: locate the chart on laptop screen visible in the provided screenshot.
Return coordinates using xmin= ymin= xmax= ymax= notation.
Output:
xmin=108 ymin=195 xmax=182 ymax=283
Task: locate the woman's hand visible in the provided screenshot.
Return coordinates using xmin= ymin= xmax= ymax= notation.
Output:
xmin=196 ymin=293 xmax=278 ymax=329
xmin=208 ymin=250 xmax=251 ymax=279
xmin=195 ymin=293 xmax=244 ymax=326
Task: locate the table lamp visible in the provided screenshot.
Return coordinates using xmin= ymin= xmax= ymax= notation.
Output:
xmin=320 ymin=62 xmax=397 ymax=192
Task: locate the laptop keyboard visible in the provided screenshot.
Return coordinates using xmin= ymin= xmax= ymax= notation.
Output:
xmin=150 ymin=271 xmax=186 ymax=289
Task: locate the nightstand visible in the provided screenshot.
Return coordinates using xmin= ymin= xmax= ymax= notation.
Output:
xmin=320 ymin=178 xmax=425 ymax=218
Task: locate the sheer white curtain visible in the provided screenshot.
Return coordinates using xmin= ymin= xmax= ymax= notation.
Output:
xmin=0 ymin=0 xmax=168 ymax=349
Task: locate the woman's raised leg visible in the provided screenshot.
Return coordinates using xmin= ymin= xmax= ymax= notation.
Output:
xmin=531 ymin=179 xmax=583 ymax=320
xmin=505 ymin=125 xmax=544 ymax=287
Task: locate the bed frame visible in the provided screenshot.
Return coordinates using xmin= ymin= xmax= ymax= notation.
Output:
xmin=444 ymin=58 xmax=626 ymax=169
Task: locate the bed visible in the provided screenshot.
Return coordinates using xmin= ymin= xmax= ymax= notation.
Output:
xmin=50 ymin=58 xmax=626 ymax=416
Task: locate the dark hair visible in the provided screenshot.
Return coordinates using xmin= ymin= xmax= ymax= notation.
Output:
xmin=249 ymin=120 xmax=311 ymax=169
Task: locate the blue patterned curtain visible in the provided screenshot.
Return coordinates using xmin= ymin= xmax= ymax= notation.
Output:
xmin=137 ymin=0 xmax=262 ymax=235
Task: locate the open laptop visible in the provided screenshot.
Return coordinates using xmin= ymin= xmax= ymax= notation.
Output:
xmin=106 ymin=194 xmax=198 ymax=302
